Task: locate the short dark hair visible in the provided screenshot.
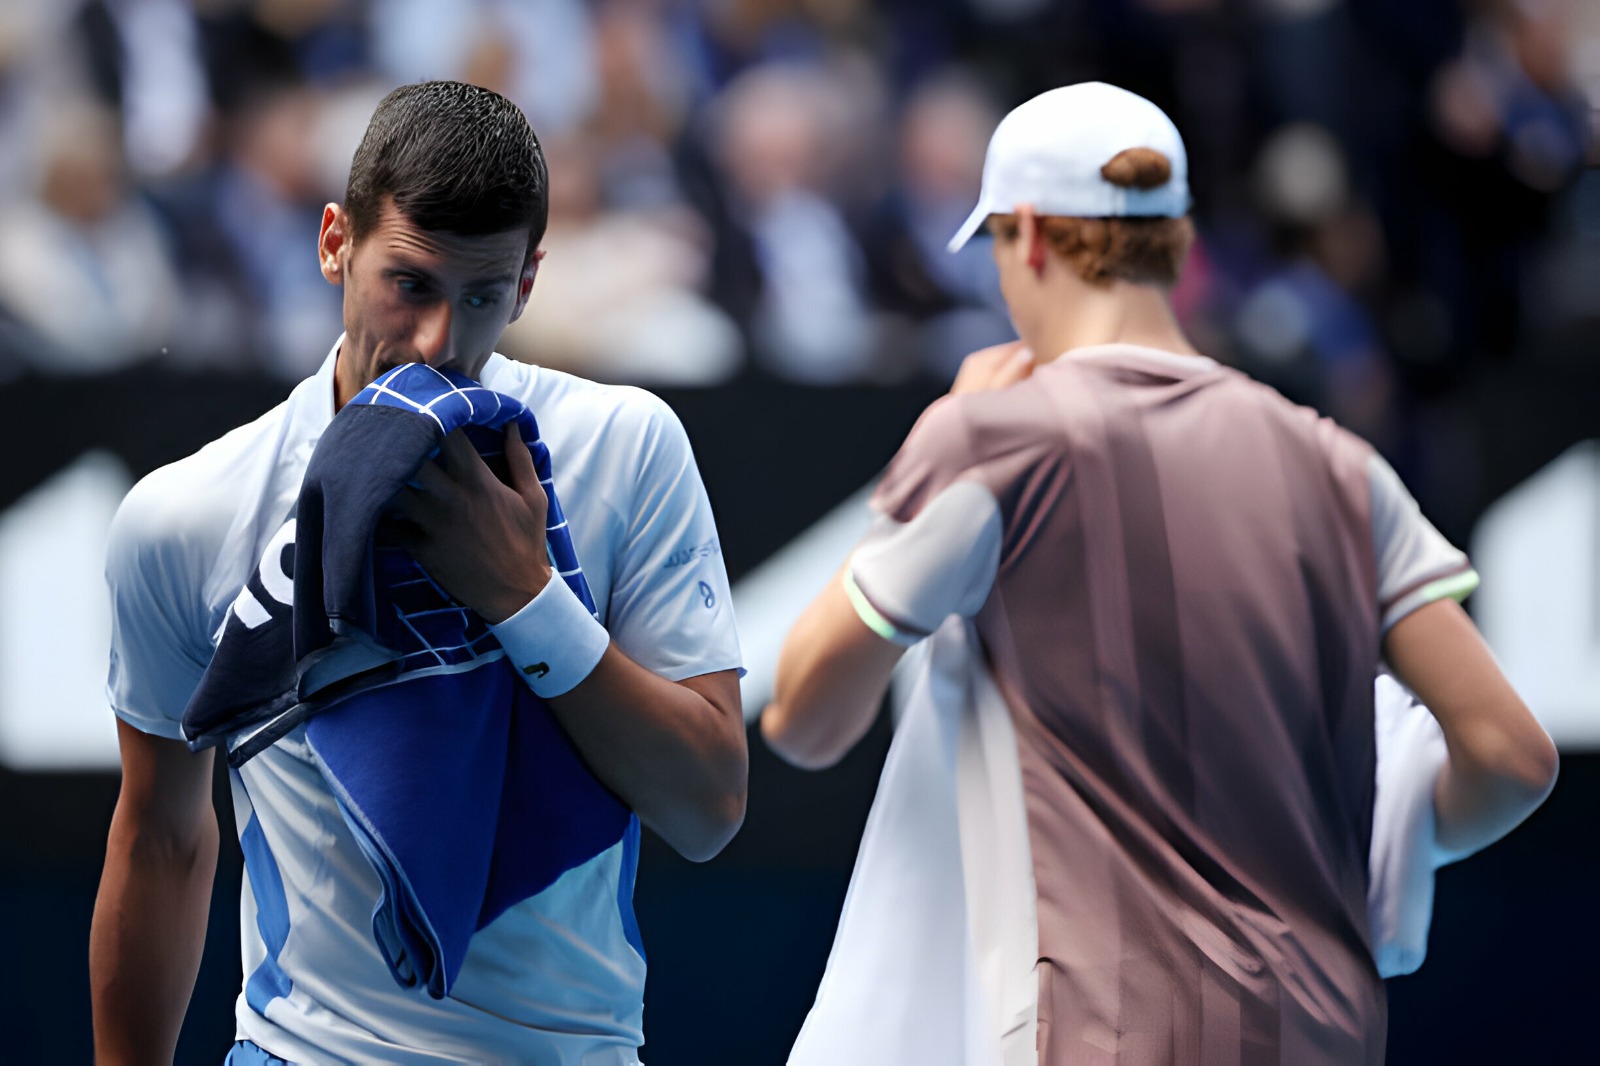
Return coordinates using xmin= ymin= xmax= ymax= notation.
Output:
xmin=344 ymin=81 xmax=548 ymax=256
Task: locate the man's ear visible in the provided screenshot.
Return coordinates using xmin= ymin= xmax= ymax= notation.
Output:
xmin=318 ymin=203 xmax=349 ymax=285
xmin=509 ymin=248 xmax=544 ymax=323
xmin=1017 ymin=204 xmax=1047 ymax=275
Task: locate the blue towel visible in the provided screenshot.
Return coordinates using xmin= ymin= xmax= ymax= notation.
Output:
xmin=182 ymin=364 xmax=633 ymax=998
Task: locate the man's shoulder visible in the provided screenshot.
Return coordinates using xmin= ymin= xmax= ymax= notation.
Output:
xmin=1084 ymin=351 xmax=1375 ymax=463
xmin=483 ymin=360 xmax=694 ymax=497
xmin=110 ymin=399 xmax=295 ymax=568
xmin=485 ymin=357 xmax=682 ymax=436
xmin=1229 ymin=368 xmax=1376 ymax=463
xmin=906 ymin=381 xmax=1059 ymax=471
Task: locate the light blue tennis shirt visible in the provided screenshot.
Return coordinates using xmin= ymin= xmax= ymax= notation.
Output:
xmin=106 ymin=339 xmax=742 ymax=1064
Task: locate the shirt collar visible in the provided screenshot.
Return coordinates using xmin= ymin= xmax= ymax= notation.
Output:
xmin=1053 ymin=342 xmax=1217 ymax=372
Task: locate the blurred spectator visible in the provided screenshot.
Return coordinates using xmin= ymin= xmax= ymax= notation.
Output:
xmin=1249 ymin=0 xmax=1359 ymax=140
xmin=862 ymin=69 xmax=1011 ymax=381
xmin=1402 ymin=0 xmax=1590 ymax=366
xmin=1576 ymin=0 xmax=1600 ymax=163
xmin=492 ymin=2 xmax=745 ymax=385
xmin=1232 ymin=122 xmax=1398 ymax=448
xmin=499 ymin=133 xmax=742 ymax=386
xmin=0 ymin=0 xmax=98 ymax=201
xmin=70 ymin=0 xmax=211 ymax=179
xmin=1523 ymin=165 xmax=1600 ymax=333
xmin=686 ymin=0 xmax=871 ymax=91
xmin=707 ymin=60 xmax=881 ymax=384
xmin=0 ymin=99 xmax=181 ymax=373
xmin=1523 ymin=0 xmax=1600 ymax=332
xmin=140 ymin=7 xmax=349 ymax=379
xmin=369 ymin=0 xmax=598 ymax=139
xmin=220 ymin=78 xmax=344 ymax=376
xmin=243 ymin=0 xmax=366 ymax=83
xmin=0 ymin=0 xmax=1584 ymax=416
xmin=586 ymin=0 xmax=695 ymax=210
xmin=1428 ymin=0 xmax=1587 ymax=193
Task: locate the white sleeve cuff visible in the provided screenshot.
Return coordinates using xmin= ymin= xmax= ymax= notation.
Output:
xmin=489 ymin=576 xmax=610 ymax=699
xmin=848 ymin=481 xmax=1002 ymax=641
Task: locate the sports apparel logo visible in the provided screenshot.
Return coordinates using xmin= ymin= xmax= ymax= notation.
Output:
xmin=664 ymin=538 xmax=721 ymax=568
xmin=231 ymin=519 xmax=297 ymax=629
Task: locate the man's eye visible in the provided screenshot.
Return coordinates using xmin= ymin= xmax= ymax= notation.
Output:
xmin=396 ymin=277 xmax=424 ymax=295
xmin=465 ymin=293 xmax=499 ymax=310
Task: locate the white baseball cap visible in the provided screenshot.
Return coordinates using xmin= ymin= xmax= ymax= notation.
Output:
xmin=947 ymin=81 xmax=1191 ymax=253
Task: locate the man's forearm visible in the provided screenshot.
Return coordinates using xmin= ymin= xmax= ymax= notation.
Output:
xmin=396 ymin=429 xmax=748 ymax=861
xmin=762 ymin=574 xmax=906 ymax=771
xmin=1384 ymin=599 xmax=1559 ymax=860
xmin=1433 ymin=745 xmax=1558 ymax=858
xmin=91 ymin=803 xmax=219 ymax=1065
xmin=546 ymin=650 xmax=747 ymax=862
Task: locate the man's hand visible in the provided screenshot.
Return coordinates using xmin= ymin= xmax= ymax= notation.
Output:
xmin=390 ymin=423 xmax=748 ymax=860
xmin=948 ymin=340 xmax=1034 ymax=396
xmin=389 ymin=425 xmax=551 ymax=623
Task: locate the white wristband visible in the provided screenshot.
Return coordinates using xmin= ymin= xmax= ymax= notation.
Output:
xmin=489 ymin=576 xmax=610 ymax=698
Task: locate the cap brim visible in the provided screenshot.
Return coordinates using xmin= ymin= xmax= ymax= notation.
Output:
xmin=946 ymin=201 xmax=990 ymax=253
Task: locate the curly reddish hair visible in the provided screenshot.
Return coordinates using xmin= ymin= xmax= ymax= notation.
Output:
xmin=987 ymin=147 xmax=1194 ymax=287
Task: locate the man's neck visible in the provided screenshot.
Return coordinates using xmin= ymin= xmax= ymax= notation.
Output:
xmin=1026 ymin=280 xmax=1198 ymax=366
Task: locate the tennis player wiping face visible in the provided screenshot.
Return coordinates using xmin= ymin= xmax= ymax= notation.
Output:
xmin=92 ymin=80 xmax=746 ymax=1065
xmin=317 ymin=200 xmax=538 ymax=410
xmin=315 ymin=80 xmax=547 ymax=410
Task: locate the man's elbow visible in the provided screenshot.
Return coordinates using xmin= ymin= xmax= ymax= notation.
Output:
xmin=759 ymin=702 xmax=845 ymax=772
xmin=1458 ymin=718 xmax=1561 ymax=811
xmin=1486 ymin=710 xmax=1559 ymax=789
xmin=1505 ymin=727 xmax=1560 ymax=802
xmin=672 ymin=789 xmax=747 ymax=863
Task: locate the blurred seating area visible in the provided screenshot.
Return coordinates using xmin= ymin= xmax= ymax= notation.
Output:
xmin=0 ymin=0 xmax=1595 ymax=519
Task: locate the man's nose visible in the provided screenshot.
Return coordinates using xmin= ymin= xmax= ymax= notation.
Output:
xmin=414 ymin=302 xmax=454 ymax=365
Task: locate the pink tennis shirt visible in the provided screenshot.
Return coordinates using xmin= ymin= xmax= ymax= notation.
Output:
xmin=847 ymin=344 xmax=1476 ymax=1065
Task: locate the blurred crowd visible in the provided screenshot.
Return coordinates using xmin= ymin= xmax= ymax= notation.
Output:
xmin=0 ymin=0 xmax=1594 ymax=446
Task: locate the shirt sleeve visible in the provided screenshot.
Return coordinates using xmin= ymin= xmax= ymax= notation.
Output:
xmin=870 ymin=396 xmax=981 ymax=524
xmin=603 ymin=392 xmax=743 ymax=681
xmin=849 ymin=397 xmax=1005 ymax=644
xmin=847 ymin=482 xmax=1002 ymax=645
xmin=1370 ymin=453 xmax=1480 ymax=632
xmin=104 ymin=475 xmax=217 ymax=740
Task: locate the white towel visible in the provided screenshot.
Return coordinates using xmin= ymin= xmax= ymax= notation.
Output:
xmin=790 ymin=621 xmax=1450 ymax=1066
xmin=1369 ymin=671 xmax=1454 ymax=977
